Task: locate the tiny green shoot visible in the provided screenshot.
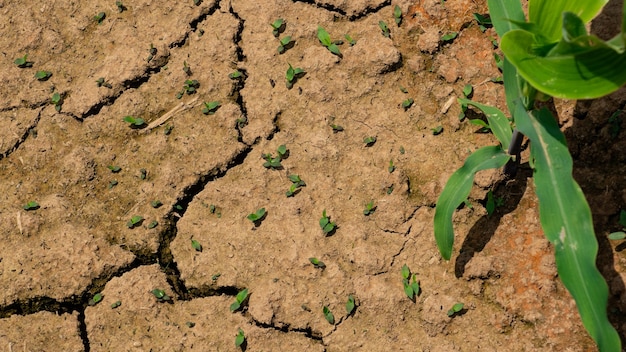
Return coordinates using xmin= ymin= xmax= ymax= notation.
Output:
xmin=346 ymin=295 xmax=356 ymax=315
xmin=94 ymin=12 xmax=106 ymax=24
xmin=431 ymin=126 xmax=443 ymax=135
xmin=323 ymin=306 xmax=335 ymax=324
xmin=235 ymin=328 xmax=246 ymax=348
xmin=393 ymin=5 xmax=402 ymax=25
xmin=147 ymin=220 xmax=158 ymax=229
xmin=363 ymin=136 xmax=376 ymax=147
xmin=108 ymin=180 xmax=118 ymax=189
xmin=116 ymin=1 xmax=126 ymax=12
xmin=462 ymin=84 xmax=473 ymax=98
xmin=399 ymin=85 xmax=408 ymax=93
xmin=402 ymin=98 xmax=414 ymax=110
xmin=472 ymin=13 xmax=492 ymax=32
xmin=379 ymin=21 xmax=390 ymax=38
xmin=401 ymin=264 xmax=420 ymax=300
xmin=123 ymin=116 xmax=145 ymax=127
xmin=229 ymin=70 xmax=243 ymax=79
xmin=23 ymin=201 xmax=39 ymax=211
xmin=309 ymin=257 xmax=326 ymax=269
xmin=107 ymin=165 xmax=121 ymax=173
xmin=191 ymin=239 xmax=202 ymax=252
xmin=230 ymin=288 xmax=249 ymax=312
xmin=111 ymin=300 xmax=122 ymax=309
xmin=447 ymin=302 xmax=464 ymax=317
xmin=363 ymin=200 xmax=376 ymax=216
xmin=331 ymin=124 xmax=344 ymax=133
xmin=96 ymin=77 xmax=112 ymax=88
xmin=14 ymin=54 xmax=33 ymax=68
xmin=440 ymin=32 xmax=458 ymax=42
xmin=183 ymin=61 xmax=192 ymax=75
xmin=247 ymin=208 xmax=266 ymax=223
xmin=270 ymin=18 xmax=285 ymax=37
xmin=151 ymin=288 xmax=171 ymax=302
xmin=51 ymin=92 xmax=62 ymax=112
xmin=89 ymin=293 xmax=103 ymax=306
xmin=277 ymin=36 xmax=292 ymax=54
xmin=608 ymin=210 xmax=626 ymax=240
xmin=126 ymin=215 xmax=143 ymax=229
xmin=317 ymin=26 xmax=341 ymax=56
xmin=344 ymin=34 xmax=356 ymax=46
xmin=34 ymin=70 xmax=52 ymax=81
xmin=202 ymin=101 xmax=221 ymax=115
xmin=151 ymin=200 xmax=162 ymax=208
xmin=485 ymin=190 xmax=504 ymax=216
xmin=286 ymin=174 xmax=306 ymax=197
xmin=285 ymin=63 xmax=305 ymax=89
xmin=388 ymin=159 xmax=395 ymax=173
xmin=139 ymin=168 xmax=147 ymax=180
xmin=186 ymin=321 xmax=195 ymax=328
xmin=319 ymin=209 xmax=336 ymax=235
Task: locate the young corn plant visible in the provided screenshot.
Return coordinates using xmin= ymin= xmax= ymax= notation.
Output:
xmin=434 ymin=0 xmax=625 ymax=350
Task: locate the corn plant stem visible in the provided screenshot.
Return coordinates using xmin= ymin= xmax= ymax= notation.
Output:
xmin=504 ymin=129 xmax=524 ymax=177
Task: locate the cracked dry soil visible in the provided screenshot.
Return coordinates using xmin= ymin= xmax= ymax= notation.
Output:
xmin=2 ymin=0 xmax=626 ymax=351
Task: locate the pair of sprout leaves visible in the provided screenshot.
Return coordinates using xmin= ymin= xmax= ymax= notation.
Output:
xmin=323 ymin=295 xmax=356 ymax=325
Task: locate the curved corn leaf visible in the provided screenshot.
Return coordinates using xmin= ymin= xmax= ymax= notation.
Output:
xmin=529 ymin=0 xmax=608 ymax=42
xmin=434 ymin=146 xmax=510 ymax=260
xmin=458 ymin=98 xmax=512 ymax=150
xmin=515 ymin=106 xmax=621 ymax=352
xmin=501 ymin=26 xmax=626 ymax=99
xmin=487 ymin=0 xmax=525 ymax=38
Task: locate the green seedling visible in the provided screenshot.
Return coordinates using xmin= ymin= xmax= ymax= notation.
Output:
xmin=122 ymin=116 xmax=145 ymax=127
xmin=608 ymin=210 xmax=626 ymax=240
xmin=147 ymin=221 xmax=158 ymax=229
xmin=116 ymin=1 xmax=126 ymax=12
xmin=151 ymin=288 xmax=171 ymax=302
xmin=277 ymin=36 xmax=292 ymax=54
xmin=14 ymin=54 xmax=33 ymax=68
xmin=229 ymin=70 xmax=242 ymax=79
xmin=399 ymin=85 xmax=408 ymax=93
xmin=34 ymin=70 xmax=52 ymax=81
xmin=247 ymin=207 xmax=266 ymax=224
xmin=485 ymin=190 xmax=504 ymax=216
xmin=309 ymin=257 xmax=326 ymax=269
xmin=270 ymin=18 xmax=285 ymax=37
xmin=111 ymin=300 xmax=122 ymax=309
xmin=96 ymin=77 xmax=112 ymax=88
xmin=88 ymin=293 xmax=103 ymax=306
xmin=51 ymin=92 xmax=62 ymax=112
xmin=23 ymin=201 xmax=39 ymax=211
xmin=262 ymin=153 xmax=282 ymax=169
xmin=183 ymin=61 xmax=192 ymax=75
xmin=401 ymin=264 xmax=420 ymax=300
xmin=344 ymin=34 xmax=356 ymax=46
xmin=126 ymin=215 xmax=143 ymax=229
xmin=107 ymin=165 xmax=121 ymax=173
xmin=431 ymin=126 xmax=443 ymax=135
xmin=209 ymin=204 xmax=216 ymax=213
xmin=186 ymin=321 xmax=195 ymax=328
xmin=174 ymin=204 xmax=183 ymax=211
xmin=402 ymin=98 xmax=414 ymax=110
xmin=211 ymin=273 xmax=221 ymax=281
xmin=331 ymin=124 xmax=344 ymax=133
xmin=285 ymin=63 xmax=304 ymax=89
xmin=388 ymin=159 xmax=395 ymax=173
xmin=319 ymin=209 xmax=336 ymax=235
xmin=346 ymin=295 xmax=356 ymax=315
xmin=323 ymin=306 xmax=335 ymax=325
xmin=447 ymin=302 xmax=464 ymax=317
xmin=363 ymin=136 xmax=376 ymax=147
xmin=363 ymin=200 xmax=376 ymax=216
xmin=440 ymin=32 xmax=458 ymax=42
xmin=108 ymin=180 xmax=118 ymax=189
xmin=151 ymin=200 xmax=162 ymax=208
xmin=379 ymin=20 xmax=390 ymax=38
xmin=193 ymin=0 xmax=201 ymax=5
xmin=191 ymin=239 xmax=202 ymax=252
xmin=277 ymin=144 xmax=288 ymax=159
xmin=230 ymin=288 xmax=249 ymax=312
xmin=393 ymin=5 xmax=402 ymax=25
xmin=94 ymin=12 xmax=106 ymax=24
xmin=399 ymin=146 xmax=405 ymax=154
xmin=462 ymin=84 xmax=473 ymax=98
xmin=164 ymin=124 xmax=173 ymax=135
xmin=317 ymin=26 xmax=341 ymax=56
xmin=286 ymin=174 xmax=306 ymax=197
xmin=183 ymin=79 xmax=199 ymax=95
xmin=386 ymin=185 xmax=394 ymax=194
xmin=235 ymin=328 xmax=246 ymax=348
xmin=139 ymin=169 xmax=147 ymax=180
xmin=202 ymin=101 xmax=221 ymax=115
xmin=146 ymin=44 xmax=156 ymax=62
xmin=472 ymin=13 xmax=492 ymax=32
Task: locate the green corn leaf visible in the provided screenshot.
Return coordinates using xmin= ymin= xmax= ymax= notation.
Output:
xmin=529 ymin=0 xmax=608 ymax=42
xmin=457 ymin=98 xmax=512 ymax=149
xmin=487 ymin=0 xmax=525 ymax=38
xmin=317 ymin=26 xmax=332 ymax=46
xmin=515 ymin=106 xmax=621 ymax=352
xmin=434 ymin=146 xmax=510 ymax=260
xmin=501 ymin=25 xmax=626 ymax=99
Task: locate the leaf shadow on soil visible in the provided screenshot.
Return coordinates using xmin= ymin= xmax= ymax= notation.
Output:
xmin=454 ymin=167 xmax=530 ymax=278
